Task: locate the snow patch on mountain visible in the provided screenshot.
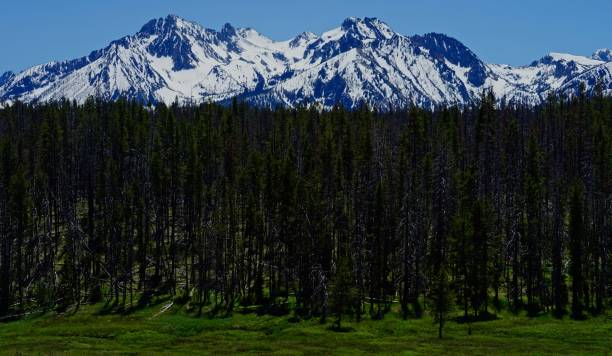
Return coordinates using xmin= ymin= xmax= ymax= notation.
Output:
xmin=1 ymin=15 xmax=611 ymax=109
xmin=560 ymin=61 xmax=612 ymax=97
xmin=592 ymin=48 xmax=612 ymax=62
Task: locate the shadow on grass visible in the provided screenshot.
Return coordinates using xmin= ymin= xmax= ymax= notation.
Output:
xmin=256 ymin=303 xmax=291 ymax=317
xmin=94 ymin=294 xmax=173 ymax=316
xmin=455 ymin=311 xmax=499 ymax=324
xmin=327 ymin=325 xmax=356 ymax=333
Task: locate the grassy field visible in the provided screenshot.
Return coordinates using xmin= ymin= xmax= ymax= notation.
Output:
xmin=0 ymin=299 xmax=609 ymax=355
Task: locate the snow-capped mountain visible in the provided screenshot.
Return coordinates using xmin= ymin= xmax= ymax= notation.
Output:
xmin=559 ymin=61 xmax=612 ymax=97
xmin=0 ymin=15 xmax=610 ymax=109
xmin=592 ymin=48 xmax=612 ymax=62
xmin=487 ymin=52 xmax=607 ymax=105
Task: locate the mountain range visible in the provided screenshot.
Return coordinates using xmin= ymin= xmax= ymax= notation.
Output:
xmin=0 ymin=15 xmax=610 ymax=109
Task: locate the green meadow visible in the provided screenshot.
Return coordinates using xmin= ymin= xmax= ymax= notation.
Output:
xmin=0 ymin=299 xmax=609 ymax=355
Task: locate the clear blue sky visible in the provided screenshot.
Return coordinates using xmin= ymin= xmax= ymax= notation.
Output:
xmin=2 ymin=0 xmax=611 ymax=72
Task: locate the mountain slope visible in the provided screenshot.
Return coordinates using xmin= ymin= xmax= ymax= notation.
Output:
xmin=0 ymin=15 xmax=610 ymax=109
xmin=488 ymin=52 xmax=605 ymax=105
xmin=592 ymin=48 xmax=612 ymax=62
xmin=559 ymin=61 xmax=612 ymax=97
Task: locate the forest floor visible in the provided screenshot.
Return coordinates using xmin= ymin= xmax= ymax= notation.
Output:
xmin=0 ymin=298 xmax=610 ymax=355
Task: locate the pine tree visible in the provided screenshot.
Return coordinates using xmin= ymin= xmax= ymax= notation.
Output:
xmin=330 ymin=247 xmax=358 ymax=330
xmin=569 ymin=183 xmax=585 ymax=319
xmin=0 ymin=94 xmax=609 ymax=331
xmin=431 ymin=265 xmax=453 ymax=338
xmin=524 ymin=134 xmax=544 ymax=314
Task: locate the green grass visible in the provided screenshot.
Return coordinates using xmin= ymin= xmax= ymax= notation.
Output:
xmin=0 ymin=301 xmax=609 ymax=355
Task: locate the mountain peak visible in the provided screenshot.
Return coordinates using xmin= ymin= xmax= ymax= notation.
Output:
xmin=0 ymin=71 xmax=14 ymax=86
xmin=411 ymin=32 xmax=487 ymax=86
xmin=593 ymin=48 xmax=612 ymax=62
xmin=220 ymin=22 xmax=237 ymax=37
xmin=341 ymin=16 xmax=361 ymax=28
xmin=340 ymin=17 xmax=394 ymax=40
xmin=222 ymin=22 xmax=235 ymax=32
xmin=289 ymin=32 xmax=318 ymax=47
xmin=139 ymin=15 xmax=207 ymax=71
xmin=536 ymin=52 xmax=604 ymax=67
xmin=2 ymin=16 xmax=611 ymax=109
xmin=139 ymin=14 xmax=200 ymax=35
xmin=296 ymin=31 xmax=318 ymax=41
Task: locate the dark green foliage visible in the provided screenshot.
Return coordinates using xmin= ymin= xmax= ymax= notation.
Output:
xmin=569 ymin=183 xmax=585 ymax=319
xmin=330 ymin=249 xmax=358 ymax=330
xmin=0 ymin=94 xmax=610 ymax=334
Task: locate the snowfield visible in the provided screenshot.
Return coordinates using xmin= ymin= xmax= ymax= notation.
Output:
xmin=0 ymin=15 xmax=610 ymax=109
